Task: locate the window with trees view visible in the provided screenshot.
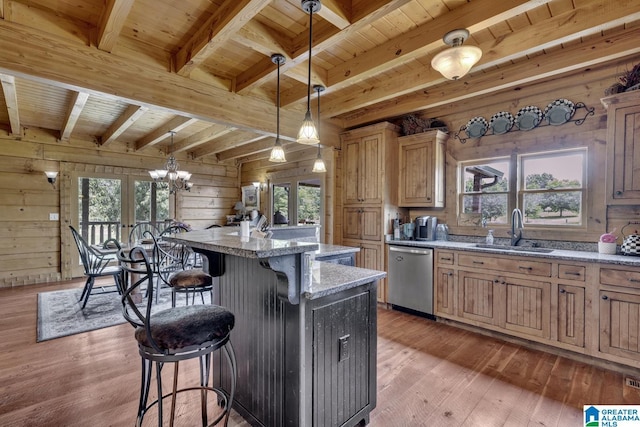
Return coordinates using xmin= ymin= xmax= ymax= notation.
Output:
xmin=460 ymin=148 xmax=586 ymax=227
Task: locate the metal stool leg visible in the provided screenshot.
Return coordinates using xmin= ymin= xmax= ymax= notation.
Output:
xmin=156 ymin=361 xmax=164 ymax=427
xmin=137 ymin=358 xmax=152 ymax=427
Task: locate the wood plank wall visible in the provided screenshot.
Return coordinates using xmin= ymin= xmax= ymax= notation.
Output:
xmin=385 ymin=59 xmax=640 ymax=245
xmin=240 ymin=143 xmax=337 ymax=244
xmin=0 ymin=130 xmax=238 ymax=288
xmin=242 ymin=59 xmax=640 ymax=248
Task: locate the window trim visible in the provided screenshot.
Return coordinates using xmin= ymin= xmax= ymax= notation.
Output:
xmin=457 ymin=148 xmax=588 ymax=230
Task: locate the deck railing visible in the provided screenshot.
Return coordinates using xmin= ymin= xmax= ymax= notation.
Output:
xmin=80 ymin=220 xmax=173 ymax=245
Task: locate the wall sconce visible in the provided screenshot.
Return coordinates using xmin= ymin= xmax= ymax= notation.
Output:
xmin=44 ymin=171 xmax=58 ymax=187
xmin=253 ymin=182 xmax=266 ymax=191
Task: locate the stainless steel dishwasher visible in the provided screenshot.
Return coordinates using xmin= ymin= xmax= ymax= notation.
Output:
xmin=387 ymin=245 xmax=434 ymax=315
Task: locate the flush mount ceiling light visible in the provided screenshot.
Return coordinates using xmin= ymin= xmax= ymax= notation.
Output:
xmin=312 ymin=84 xmax=326 ymax=173
xmin=297 ymin=0 xmax=321 ymax=145
xmin=431 ymin=29 xmax=482 ymax=80
xmin=269 ymin=53 xmax=287 ymax=163
xmin=148 ymin=131 xmax=193 ymax=193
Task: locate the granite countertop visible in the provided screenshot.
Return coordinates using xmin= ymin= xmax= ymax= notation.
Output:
xmin=386 ymin=239 xmax=640 ymax=267
xmin=314 ymin=244 xmax=360 ymax=258
xmin=164 ymin=228 xmax=319 ymax=258
xmin=304 ymin=262 xmax=386 ymax=300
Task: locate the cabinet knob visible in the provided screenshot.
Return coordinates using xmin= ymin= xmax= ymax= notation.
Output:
xmin=615 ymin=190 xmax=623 ymax=196
xmin=447 ymin=272 xmax=453 ymax=277
xmin=602 ymin=295 xmax=608 ymax=300
xmin=559 ymin=289 xmax=566 ymax=294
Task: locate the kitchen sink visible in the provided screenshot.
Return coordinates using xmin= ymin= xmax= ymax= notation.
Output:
xmin=510 ymin=246 xmax=554 ymax=253
xmin=474 ymin=243 xmax=554 ymax=253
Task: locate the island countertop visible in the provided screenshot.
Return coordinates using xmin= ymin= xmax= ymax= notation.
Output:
xmin=164 ymin=228 xmax=319 ymax=258
xmin=306 ymin=262 xmax=385 ymax=300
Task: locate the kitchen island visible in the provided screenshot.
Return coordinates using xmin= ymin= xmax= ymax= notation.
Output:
xmin=164 ymin=229 xmax=384 ymax=427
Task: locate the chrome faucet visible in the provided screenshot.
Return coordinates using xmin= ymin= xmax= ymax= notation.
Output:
xmin=511 ymin=208 xmax=524 ymax=246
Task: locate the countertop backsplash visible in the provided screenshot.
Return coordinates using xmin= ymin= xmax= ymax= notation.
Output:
xmin=433 ymin=234 xmax=598 ymax=252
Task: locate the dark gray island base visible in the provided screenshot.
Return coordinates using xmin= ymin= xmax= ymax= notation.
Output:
xmin=165 ymin=229 xmax=385 ymax=427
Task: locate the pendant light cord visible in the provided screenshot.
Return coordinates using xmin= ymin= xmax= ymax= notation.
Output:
xmin=306 ymin=8 xmax=313 ymax=113
xmin=276 ymin=59 xmax=281 ymax=140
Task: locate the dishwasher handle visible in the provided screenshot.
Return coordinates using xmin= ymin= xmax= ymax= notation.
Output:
xmin=389 ymin=245 xmax=432 ymax=256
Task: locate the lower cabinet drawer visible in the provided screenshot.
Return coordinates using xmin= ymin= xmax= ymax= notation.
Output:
xmin=600 ymin=267 xmax=640 ymax=290
xmin=458 ymin=253 xmax=552 ymax=277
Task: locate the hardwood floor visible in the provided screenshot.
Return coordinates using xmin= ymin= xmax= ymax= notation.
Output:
xmin=1 ymin=279 xmax=638 ymax=426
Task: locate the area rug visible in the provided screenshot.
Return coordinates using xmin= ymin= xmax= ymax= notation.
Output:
xmin=36 ymin=285 xmax=208 ymax=342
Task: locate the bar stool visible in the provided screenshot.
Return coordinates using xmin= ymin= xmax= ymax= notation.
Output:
xmin=117 ymin=246 xmax=237 ymax=426
xmin=147 ymin=231 xmax=214 ymax=306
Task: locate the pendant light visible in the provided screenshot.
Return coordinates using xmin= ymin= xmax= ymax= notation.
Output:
xmin=297 ymin=0 xmax=321 ymax=145
xmin=269 ymin=53 xmax=287 ymax=163
xmin=312 ymin=84 xmax=326 ymax=173
xmin=431 ymin=29 xmax=482 ymax=80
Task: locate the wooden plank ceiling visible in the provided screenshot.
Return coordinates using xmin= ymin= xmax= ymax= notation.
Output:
xmin=0 ymin=0 xmax=638 ymax=164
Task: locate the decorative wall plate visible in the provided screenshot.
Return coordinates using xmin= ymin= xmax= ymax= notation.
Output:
xmin=489 ymin=111 xmax=514 ymax=135
xmin=544 ymin=98 xmax=575 ymax=125
xmin=515 ymin=106 xmax=543 ymax=131
xmin=465 ymin=116 xmax=488 ymax=138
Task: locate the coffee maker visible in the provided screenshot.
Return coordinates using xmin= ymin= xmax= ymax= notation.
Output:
xmin=414 ymin=215 xmax=437 ymax=241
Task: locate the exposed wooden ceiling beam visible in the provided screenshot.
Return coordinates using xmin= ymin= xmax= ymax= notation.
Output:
xmin=235 ymin=0 xmax=412 ymax=94
xmin=135 ymin=116 xmax=199 ymax=151
xmin=96 ymin=0 xmax=134 ymax=52
xmin=217 ymin=137 xmax=276 ymax=162
xmin=316 ymin=0 xmax=351 ymax=30
xmin=233 ymin=20 xmax=292 ymax=58
xmin=172 ymin=124 xmax=236 ymax=153
xmin=173 ymin=0 xmax=271 ymax=77
xmin=190 ymin=131 xmax=267 ymax=159
xmin=60 ymin=91 xmax=90 ymax=141
xmin=344 ymin=25 xmax=640 ymax=127
xmin=100 ymin=104 xmax=148 ymax=146
xmin=278 ymin=0 xmax=543 ymax=108
xmin=0 ymin=18 xmax=304 ymax=141
xmin=0 ymin=74 xmax=20 ymax=136
xmin=325 ymin=2 xmax=640 ymax=120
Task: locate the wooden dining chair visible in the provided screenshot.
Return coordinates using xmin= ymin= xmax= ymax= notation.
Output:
xmin=69 ymin=226 xmax=123 ymax=309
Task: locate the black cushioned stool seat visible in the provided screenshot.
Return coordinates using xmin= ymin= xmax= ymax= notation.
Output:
xmin=135 ymin=305 xmax=233 ymax=351
xmin=117 ymin=246 xmax=237 ymax=427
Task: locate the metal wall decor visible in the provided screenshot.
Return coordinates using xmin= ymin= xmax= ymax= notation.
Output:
xmin=454 ymin=99 xmax=595 ymax=144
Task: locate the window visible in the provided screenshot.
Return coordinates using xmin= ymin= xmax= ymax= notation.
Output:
xmin=459 ymin=148 xmax=587 ymax=228
xmin=520 ymin=150 xmax=585 ymax=226
xmin=460 ymin=158 xmax=510 ymax=226
xmin=271 ymin=176 xmax=323 ymax=228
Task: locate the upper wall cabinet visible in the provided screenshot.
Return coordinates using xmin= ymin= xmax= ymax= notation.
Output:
xmin=342 ymin=122 xmax=399 ymax=205
xmin=602 ymin=91 xmax=640 ymax=204
xmin=398 ymin=130 xmax=447 ymax=207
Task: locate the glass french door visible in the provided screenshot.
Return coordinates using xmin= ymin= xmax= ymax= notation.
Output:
xmin=70 ymin=172 xmax=170 ymax=277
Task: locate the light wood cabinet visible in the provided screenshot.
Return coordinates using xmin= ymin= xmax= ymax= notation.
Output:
xmin=557 ymin=284 xmax=585 ymax=347
xmin=599 ymin=290 xmax=640 ymax=360
xmin=598 ymin=265 xmax=640 ymax=362
xmin=435 ymin=266 xmax=455 ymax=315
xmin=339 ymin=122 xmax=401 ymax=303
xmin=601 ymin=91 xmax=640 ymax=203
xmin=498 ymin=276 xmax=550 ymax=339
xmin=435 ymin=250 xmax=581 ymax=346
xmin=457 ymin=269 xmax=497 ymax=326
xmin=431 ymin=247 xmax=640 ymax=370
xmin=344 ymin=239 xmax=385 ymax=303
xmin=397 ymin=130 xmax=447 ymax=207
xmin=343 ymin=131 xmax=385 ymax=205
xmin=342 ymin=207 xmax=382 ymax=241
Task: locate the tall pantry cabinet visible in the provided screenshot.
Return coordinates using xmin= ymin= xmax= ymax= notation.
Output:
xmin=339 ymin=122 xmax=401 ymax=303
